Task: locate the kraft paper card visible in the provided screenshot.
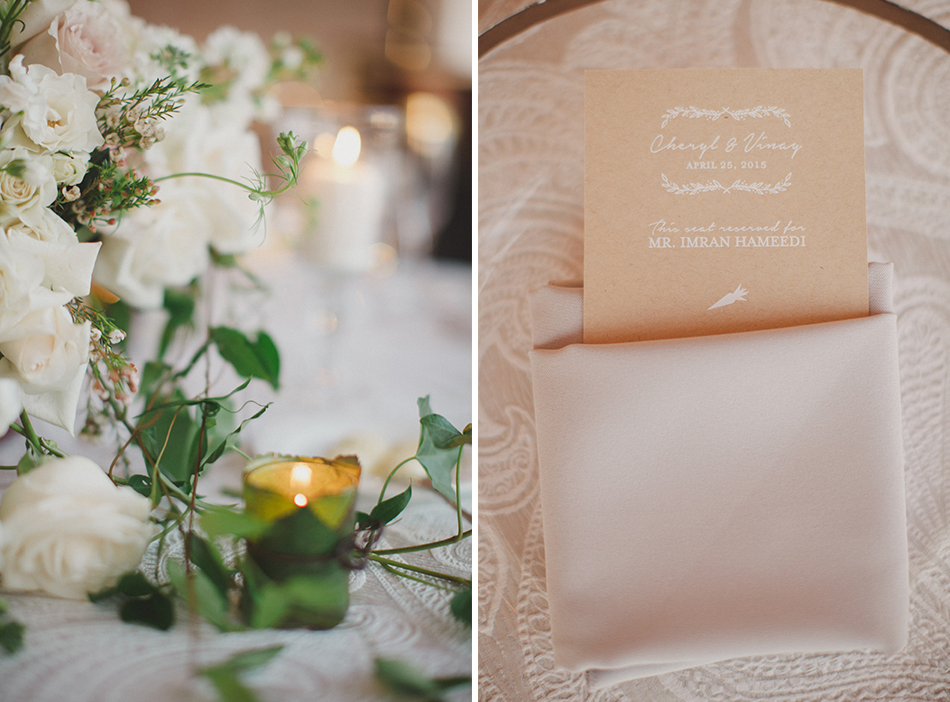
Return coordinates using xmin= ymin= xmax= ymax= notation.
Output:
xmin=584 ymin=69 xmax=869 ymax=343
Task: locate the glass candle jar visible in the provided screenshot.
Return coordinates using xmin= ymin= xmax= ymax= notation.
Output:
xmin=243 ymin=455 xmax=361 ymax=629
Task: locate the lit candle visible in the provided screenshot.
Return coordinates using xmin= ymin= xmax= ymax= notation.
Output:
xmin=243 ymin=455 xmax=361 ymax=629
xmin=302 ymin=125 xmax=389 ymax=272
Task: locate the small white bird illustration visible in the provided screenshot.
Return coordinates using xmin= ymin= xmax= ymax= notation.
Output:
xmin=708 ymin=284 xmax=748 ymax=310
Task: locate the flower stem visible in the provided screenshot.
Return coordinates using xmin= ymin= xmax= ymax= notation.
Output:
xmin=153 ymin=172 xmax=250 ymax=190
xmin=455 ymin=444 xmax=464 ymax=539
xmin=378 ymin=457 xmax=415 ymax=503
xmin=12 ymin=412 xmax=66 ymax=460
xmin=376 ymin=561 xmax=455 ymax=591
xmin=373 ymin=529 xmax=472 ymax=556
xmin=15 ymin=411 xmax=41 ymax=453
xmin=368 ymin=554 xmax=470 ymax=586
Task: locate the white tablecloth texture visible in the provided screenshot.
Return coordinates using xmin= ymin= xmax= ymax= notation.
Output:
xmin=0 ymin=255 xmax=473 ymax=702
xmin=478 ymin=1 xmax=950 ymax=700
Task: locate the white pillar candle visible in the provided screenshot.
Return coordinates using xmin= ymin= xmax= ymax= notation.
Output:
xmin=302 ymin=126 xmax=388 ymax=272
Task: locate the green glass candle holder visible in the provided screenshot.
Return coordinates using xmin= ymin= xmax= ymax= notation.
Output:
xmin=242 ymin=454 xmax=361 ymax=629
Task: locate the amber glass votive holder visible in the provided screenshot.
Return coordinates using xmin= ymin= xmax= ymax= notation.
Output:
xmin=242 ymin=454 xmax=361 ymax=629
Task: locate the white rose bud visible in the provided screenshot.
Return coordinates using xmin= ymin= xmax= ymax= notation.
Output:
xmin=0 ymin=147 xmax=56 ymax=227
xmin=0 ymin=455 xmax=153 ymax=600
xmin=50 ymin=151 xmax=89 ymax=185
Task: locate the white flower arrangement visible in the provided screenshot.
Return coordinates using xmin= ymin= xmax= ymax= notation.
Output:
xmin=0 ymin=0 xmax=316 ymax=604
xmin=0 ymin=0 xmax=313 ymax=435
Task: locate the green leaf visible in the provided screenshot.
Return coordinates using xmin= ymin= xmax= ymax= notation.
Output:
xmin=210 ymin=250 xmax=239 ymax=268
xmin=254 ymin=332 xmax=280 ymax=384
xmin=159 ymin=288 xmax=196 ymax=358
xmin=202 ymin=404 xmax=269 ymax=469
xmin=201 ymin=667 xmax=256 ymax=702
xmin=446 ymin=424 xmax=472 ymax=448
xmin=198 ymin=646 xmax=283 ymax=702
xmin=186 ymin=533 xmax=233 ymax=597
xmin=167 ymin=560 xmax=231 ymax=631
xmin=119 ymin=592 xmax=174 ymax=631
xmin=140 ymin=361 xmax=170 ymax=398
xmin=221 ymin=645 xmax=284 ymax=671
xmin=15 ymin=450 xmax=38 ymax=475
xmin=210 ymin=327 xmax=280 ymax=390
xmin=261 ymin=506 xmax=340 ymax=556
xmin=247 ymin=579 xmax=290 ymax=630
xmin=0 ymin=621 xmax=24 ymax=654
xmin=200 ymin=507 xmax=271 ymax=540
xmin=414 ymin=397 xmax=463 ymax=504
xmin=116 ymin=571 xmax=154 ymax=598
xmin=126 ymin=474 xmax=152 ymax=497
xmin=355 ymin=511 xmax=373 ymax=530
xmin=370 ymin=485 xmax=412 ymax=526
xmin=450 ymin=587 xmax=472 ymax=627
xmin=141 ymin=391 xmax=198 ymax=484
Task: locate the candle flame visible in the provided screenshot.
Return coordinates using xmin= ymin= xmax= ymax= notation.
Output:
xmin=290 ymin=463 xmax=313 ymax=488
xmin=332 ymin=126 xmax=361 ymax=167
xmin=294 ymin=493 xmax=308 ymax=507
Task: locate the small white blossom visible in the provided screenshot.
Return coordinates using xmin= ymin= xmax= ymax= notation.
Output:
xmin=104 ymin=105 xmax=123 ymax=128
xmin=62 ymin=185 xmax=81 ymax=201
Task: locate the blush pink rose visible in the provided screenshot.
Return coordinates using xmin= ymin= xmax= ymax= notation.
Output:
xmin=19 ymin=0 xmax=132 ymax=90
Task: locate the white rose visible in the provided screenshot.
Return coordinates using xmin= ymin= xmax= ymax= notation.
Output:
xmin=0 ymin=147 xmax=57 ymax=227
xmin=19 ymin=0 xmax=134 ymax=90
xmin=0 ymin=56 xmax=103 ymax=153
xmin=0 ymin=455 xmax=153 ymax=600
xmin=0 ymin=306 xmax=90 ymax=433
xmin=0 ymin=378 xmax=22 ymax=435
xmin=5 ymin=213 xmax=101 ymax=297
xmin=50 ymin=151 xmax=88 ymax=185
xmin=8 ymin=0 xmax=80 ymax=47
xmin=146 ymin=99 xmax=264 ymax=254
xmin=0 ymin=230 xmax=72 ymax=344
xmin=93 ymin=184 xmax=211 ymax=309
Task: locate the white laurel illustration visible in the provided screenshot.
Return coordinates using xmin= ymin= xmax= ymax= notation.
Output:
xmin=708 ymin=285 xmax=749 ymax=310
xmin=660 ymin=106 xmax=792 ymax=129
xmin=661 ymin=173 xmax=792 ymax=195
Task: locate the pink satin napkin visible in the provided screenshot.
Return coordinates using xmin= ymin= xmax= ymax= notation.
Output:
xmin=529 ymin=262 xmax=908 ymax=688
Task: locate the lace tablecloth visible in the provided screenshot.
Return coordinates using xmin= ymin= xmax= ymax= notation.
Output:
xmin=478 ymin=1 xmax=950 ymax=699
xmin=0 ymin=256 xmax=473 ymax=702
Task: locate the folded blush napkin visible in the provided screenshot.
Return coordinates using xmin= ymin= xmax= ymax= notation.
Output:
xmin=529 ymin=263 xmax=908 ymax=688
